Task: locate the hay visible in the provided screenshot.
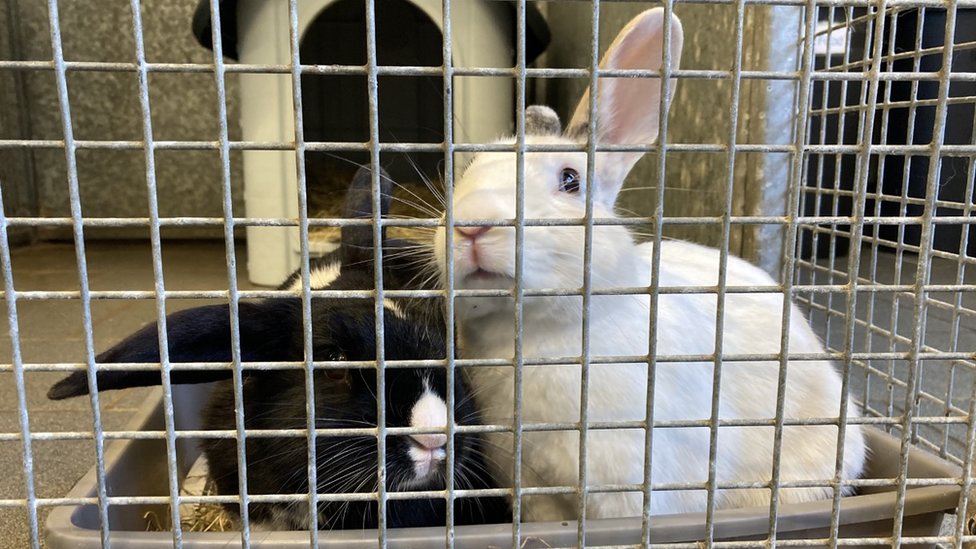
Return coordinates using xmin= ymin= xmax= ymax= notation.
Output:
xmin=145 ymin=456 xmax=235 ymax=533
xmin=178 ymin=479 xmax=235 ymax=533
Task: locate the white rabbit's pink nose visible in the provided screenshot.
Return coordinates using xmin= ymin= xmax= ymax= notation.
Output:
xmin=455 ymin=226 xmax=491 ymax=241
xmin=410 ymin=433 xmax=447 ymax=449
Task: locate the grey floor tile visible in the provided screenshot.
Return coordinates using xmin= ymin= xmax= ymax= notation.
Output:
xmin=0 ymin=508 xmax=35 ymax=549
xmin=798 ymin=247 xmax=975 ymax=460
xmin=0 ymin=300 xmax=87 ymax=350
xmin=0 ymin=409 xmax=146 ymax=548
xmin=6 ymin=243 xmax=80 ymax=276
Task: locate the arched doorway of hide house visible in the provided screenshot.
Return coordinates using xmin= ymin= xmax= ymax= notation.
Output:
xmin=301 ymin=0 xmax=444 ymax=246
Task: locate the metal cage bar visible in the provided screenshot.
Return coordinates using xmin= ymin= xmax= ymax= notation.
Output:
xmin=44 ymin=1 xmax=113 ymax=547
xmin=284 ymin=0 xmax=319 ymax=543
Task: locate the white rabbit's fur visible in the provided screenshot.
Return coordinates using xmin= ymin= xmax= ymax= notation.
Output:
xmin=432 ymin=9 xmax=867 ymax=522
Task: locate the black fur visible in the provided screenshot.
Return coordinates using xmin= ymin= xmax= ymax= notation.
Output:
xmin=200 ymin=297 xmax=507 ymax=529
xmin=45 ymin=302 xmax=292 ymax=399
xmin=47 ymin=165 xmax=510 ymax=530
xmin=278 ymin=166 xmax=423 ymax=294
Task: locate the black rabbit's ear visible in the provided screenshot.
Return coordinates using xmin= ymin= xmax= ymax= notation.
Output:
xmin=46 ymin=300 xmax=299 ymax=400
xmin=341 ymin=165 xmax=394 ymax=267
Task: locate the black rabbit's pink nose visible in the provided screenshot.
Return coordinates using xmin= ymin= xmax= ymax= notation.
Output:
xmin=409 ymin=386 xmax=448 ymax=451
xmin=410 ymin=433 xmax=447 ymax=450
xmin=455 ymin=226 xmax=491 ymax=241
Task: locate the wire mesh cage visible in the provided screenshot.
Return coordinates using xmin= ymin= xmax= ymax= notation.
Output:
xmin=798 ymin=6 xmax=976 ymax=464
xmin=0 ymin=0 xmax=974 ymax=548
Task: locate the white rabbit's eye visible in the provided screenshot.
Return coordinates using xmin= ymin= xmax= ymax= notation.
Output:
xmin=559 ymin=168 xmax=580 ymax=194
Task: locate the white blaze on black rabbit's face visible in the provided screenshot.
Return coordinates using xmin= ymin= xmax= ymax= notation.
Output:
xmin=334 ymin=365 xmax=457 ymax=492
xmin=299 ymin=369 xmax=480 ymax=528
xmin=382 ymin=370 xmax=456 ymax=491
xmin=312 ymin=368 xmax=454 ymax=481
xmin=406 ymin=380 xmax=448 ymax=480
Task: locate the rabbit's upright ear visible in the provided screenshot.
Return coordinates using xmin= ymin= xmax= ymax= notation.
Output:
xmin=340 ymin=165 xmax=394 ymax=268
xmin=566 ymin=8 xmax=683 ymax=203
xmin=46 ymin=300 xmax=299 ymax=400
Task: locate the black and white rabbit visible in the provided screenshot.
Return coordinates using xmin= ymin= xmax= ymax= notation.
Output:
xmin=431 ymin=9 xmax=867 ymax=521
xmin=48 ymin=166 xmax=510 ymax=531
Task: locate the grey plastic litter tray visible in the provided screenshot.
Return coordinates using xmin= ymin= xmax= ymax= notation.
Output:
xmin=46 ymin=384 xmax=962 ymax=549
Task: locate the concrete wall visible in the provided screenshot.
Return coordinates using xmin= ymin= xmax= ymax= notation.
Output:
xmin=1 ymin=0 xmax=245 ymax=240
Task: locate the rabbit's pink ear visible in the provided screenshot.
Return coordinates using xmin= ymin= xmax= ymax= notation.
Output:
xmin=567 ymin=8 xmax=683 ymax=201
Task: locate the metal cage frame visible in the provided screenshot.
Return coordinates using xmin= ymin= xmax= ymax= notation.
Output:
xmin=0 ymin=0 xmax=974 ymax=548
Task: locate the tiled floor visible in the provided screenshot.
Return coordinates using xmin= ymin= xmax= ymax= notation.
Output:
xmin=0 ymin=240 xmax=972 ymax=547
xmin=799 ymin=247 xmax=976 ymax=460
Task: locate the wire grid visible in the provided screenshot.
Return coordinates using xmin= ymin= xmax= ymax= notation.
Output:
xmin=0 ymin=0 xmax=973 ymax=548
xmin=795 ymin=4 xmax=976 ymax=549
xmin=797 ymin=4 xmax=976 ymax=461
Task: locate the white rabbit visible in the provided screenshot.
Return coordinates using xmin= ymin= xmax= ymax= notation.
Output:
xmin=432 ymin=8 xmax=867 ymax=522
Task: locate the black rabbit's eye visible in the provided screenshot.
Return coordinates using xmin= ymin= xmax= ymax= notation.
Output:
xmin=325 ymin=350 xmax=348 ymax=381
xmin=559 ymin=168 xmax=580 ymax=194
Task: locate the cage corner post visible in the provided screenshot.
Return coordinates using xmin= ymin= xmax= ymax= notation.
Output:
xmin=738 ymin=4 xmax=806 ymax=277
